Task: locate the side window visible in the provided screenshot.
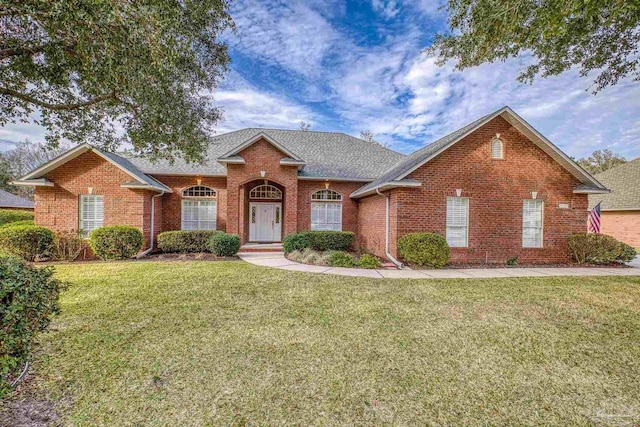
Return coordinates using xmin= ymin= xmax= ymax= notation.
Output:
xmin=310 ymin=190 xmax=342 ymax=231
xmin=79 ymin=195 xmax=104 ymax=237
xmin=446 ymin=197 xmax=469 ymax=247
xmin=522 ymin=200 xmax=543 ymax=248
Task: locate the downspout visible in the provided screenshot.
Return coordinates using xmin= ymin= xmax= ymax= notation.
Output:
xmin=375 ymin=188 xmax=403 ymax=268
xmin=137 ymin=191 xmax=164 ymax=258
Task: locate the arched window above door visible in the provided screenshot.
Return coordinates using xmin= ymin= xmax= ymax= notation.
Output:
xmin=250 ymin=184 xmax=282 ymax=200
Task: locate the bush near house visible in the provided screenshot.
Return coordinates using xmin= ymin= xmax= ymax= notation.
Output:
xmin=567 ymin=233 xmax=637 ymax=264
xmin=0 ymin=220 xmax=35 ymax=228
xmin=0 ymin=256 xmax=62 ymax=397
xmin=0 ymin=225 xmax=54 ymax=261
xmin=398 ymin=232 xmax=450 ymax=268
xmin=304 ymin=231 xmax=354 ymax=252
xmin=358 ymin=253 xmax=382 ymax=269
xmin=52 ymin=230 xmax=90 ymax=261
xmin=283 ymin=232 xmax=312 ymax=253
xmin=89 ymin=226 xmax=143 ymax=260
xmin=157 ymin=230 xmax=221 ymax=253
xmin=0 ymin=209 xmax=34 ymax=227
xmin=327 ymin=251 xmax=356 ymax=267
xmin=207 ymin=233 xmax=241 ymax=257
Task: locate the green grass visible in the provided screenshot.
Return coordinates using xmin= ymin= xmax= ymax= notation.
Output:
xmin=26 ymin=262 xmax=640 ymax=426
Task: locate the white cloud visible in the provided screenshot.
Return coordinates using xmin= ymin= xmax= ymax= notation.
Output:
xmin=229 ymin=0 xmax=340 ymax=77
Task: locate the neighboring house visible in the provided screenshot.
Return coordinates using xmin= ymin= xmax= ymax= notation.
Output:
xmin=0 ymin=188 xmax=34 ymax=211
xmin=14 ymin=106 xmax=608 ymax=263
xmin=589 ymin=158 xmax=640 ymax=247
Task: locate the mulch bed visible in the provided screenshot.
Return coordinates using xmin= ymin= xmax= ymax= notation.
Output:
xmin=0 ymin=372 xmax=60 ymax=427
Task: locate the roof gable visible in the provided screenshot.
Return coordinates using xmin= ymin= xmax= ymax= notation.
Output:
xmin=14 ymin=144 xmax=172 ymax=193
xmin=351 ymin=106 xmax=609 ymax=198
xmin=218 ymin=132 xmax=304 ymax=161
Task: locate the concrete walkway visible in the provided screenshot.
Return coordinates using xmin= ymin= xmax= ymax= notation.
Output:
xmin=238 ymin=252 xmax=640 ymax=279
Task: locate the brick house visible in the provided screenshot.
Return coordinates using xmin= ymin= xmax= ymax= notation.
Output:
xmin=589 ymin=158 xmax=640 ymax=247
xmin=14 ymin=106 xmax=608 ymax=264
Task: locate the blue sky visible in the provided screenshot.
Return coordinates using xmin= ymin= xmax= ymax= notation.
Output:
xmin=2 ymin=0 xmax=639 ymax=159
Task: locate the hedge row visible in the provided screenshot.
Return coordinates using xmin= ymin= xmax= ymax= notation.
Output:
xmin=0 ymin=225 xmax=54 ymax=261
xmin=1 ymin=256 xmax=62 ymax=397
xmin=0 ymin=209 xmax=34 ymax=227
xmin=283 ymin=231 xmax=354 ymax=253
xmin=157 ymin=230 xmax=221 ymax=253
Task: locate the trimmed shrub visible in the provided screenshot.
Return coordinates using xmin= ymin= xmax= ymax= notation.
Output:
xmin=328 ymin=251 xmax=356 ymax=267
xmin=304 ymin=231 xmax=354 ymax=252
xmin=0 ymin=220 xmax=34 ymax=228
xmin=0 ymin=225 xmax=54 ymax=261
xmin=52 ymin=230 xmax=89 ymax=261
xmin=1 ymin=256 xmax=62 ymax=397
xmin=618 ymin=243 xmax=637 ymax=263
xmin=207 ymin=233 xmax=241 ymax=257
xmin=398 ymin=232 xmax=450 ymax=268
xmin=0 ymin=209 xmax=34 ymax=227
xmin=283 ymin=232 xmax=311 ymax=253
xmin=567 ymin=233 xmax=631 ymax=265
xmin=157 ymin=230 xmax=221 ymax=253
xmin=89 ymin=226 xmax=143 ymax=260
xmin=358 ymin=253 xmax=382 ymax=269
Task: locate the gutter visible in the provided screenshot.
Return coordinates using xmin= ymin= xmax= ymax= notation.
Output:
xmin=137 ymin=191 xmax=164 ymax=258
xmin=375 ymin=189 xmax=403 ymax=268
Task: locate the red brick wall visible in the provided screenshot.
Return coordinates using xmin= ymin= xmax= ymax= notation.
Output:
xmin=600 ymin=211 xmax=640 ymax=247
xmin=34 ymin=151 xmax=158 ymax=249
xmin=392 ymin=116 xmax=588 ymax=263
xmin=149 ymin=176 xmax=228 ymax=233
xmin=297 ymin=181 xmax=362 ymax=235
xmin=226 ymin=138 xmax=299 ymax=243
xmin=357 ymin=194 xmax=386 ymax=256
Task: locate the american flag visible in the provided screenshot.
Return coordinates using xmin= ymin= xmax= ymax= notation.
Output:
xmin=588 ymin=201 xmax=602 ymax=233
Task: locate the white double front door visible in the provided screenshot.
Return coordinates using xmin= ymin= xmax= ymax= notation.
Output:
xmin=249 ymin=202 xmax=282 ymax=242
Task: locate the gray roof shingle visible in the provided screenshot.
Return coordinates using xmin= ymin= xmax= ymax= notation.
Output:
xmin=125 ymin=128 xmax=405 ymax=180
xmin=351 ymin=111 xmax=496 ymax=197
xmin=0 ymin=189 xmax=34 ymax=209
xmin=589 ymin=158 xmax=640 ymax=210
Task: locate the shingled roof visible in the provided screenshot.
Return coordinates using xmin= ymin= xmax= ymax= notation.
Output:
xmin=351 ymin=106 xmax=608 ymax=198
xmin=589 ymin=158 xmax=640 ymax=210
xmin=0 ymin=189 xmax=34 ymax=209
xmin=126 ymin=128 xmax=405 ymax=180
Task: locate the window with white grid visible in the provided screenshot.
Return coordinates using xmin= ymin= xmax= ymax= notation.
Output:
xmin=491 ymin=138 xmax=503 ymax=159
xmin=311 ymin=202 xmax=342 ymax=231
xmin=522 ymin=200 xmax=543 ymax=248
xmin=311 ymin=189 xmax=342 ymax=201
xmin=182 ymin=186 xmax=216 ymax=198
xmin=79 ymin=195 xmax=104 ymax=237
xmin=446 ymin=197 xmax=468 ymax=247
xmin=249 ymin=185 xmax=282 ymax=200
xmin=181 ymin=200 xmax=217 ymax=230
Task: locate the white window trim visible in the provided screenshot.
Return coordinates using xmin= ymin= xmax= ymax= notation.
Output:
xmin=181 ymin=199 xmax=217 ymax=230
xmin=446 ymin=196 xmax=469 ymax=248
xmin=522 ymin=199 xmax=544 ymax=248
xmin=491 ymin=138 xmax=504 ymax=159
xmin=79 ymin=195 xmax=104 ymax=237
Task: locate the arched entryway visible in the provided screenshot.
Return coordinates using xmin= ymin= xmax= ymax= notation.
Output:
xmin=242 ymin=180 xmax=285 ymax=242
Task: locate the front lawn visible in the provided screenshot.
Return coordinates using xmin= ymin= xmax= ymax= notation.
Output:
xmin=4 ymin=262 xmax=640 ymax=426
